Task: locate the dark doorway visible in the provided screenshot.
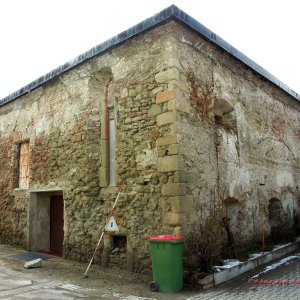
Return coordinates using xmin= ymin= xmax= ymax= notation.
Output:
xmin=50 ymin=195 xmax=64 ymax=256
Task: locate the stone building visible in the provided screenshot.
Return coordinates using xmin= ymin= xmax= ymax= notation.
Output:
xmin=0 ymin=6 xmax=300 ymax=271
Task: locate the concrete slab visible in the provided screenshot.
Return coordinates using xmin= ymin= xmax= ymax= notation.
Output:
xmin=214 ymin=238 xmax=300 ymax=285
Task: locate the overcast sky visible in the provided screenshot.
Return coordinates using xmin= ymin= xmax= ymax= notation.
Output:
xmin=0 ymin=0 xmax=299 ymax=100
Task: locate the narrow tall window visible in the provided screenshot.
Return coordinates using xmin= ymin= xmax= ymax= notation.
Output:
xmin=108 ymin=119 xmax=116 ymax=186
xmin=18 ymin=141 xmax=30 ymax=188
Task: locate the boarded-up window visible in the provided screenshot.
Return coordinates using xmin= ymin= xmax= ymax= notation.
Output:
xmin=18 ymin=141 xmax=30 ymax=188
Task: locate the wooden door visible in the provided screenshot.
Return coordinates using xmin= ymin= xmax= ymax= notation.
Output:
xmin=50 ymin=195 xmax=64 ymax=256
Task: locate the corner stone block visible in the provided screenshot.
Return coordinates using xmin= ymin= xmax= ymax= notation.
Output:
xmin=157 ymin=111 xmax=176 ymax=126
xmin=162 ymin=183 xmax=186 ymax=196
xmin=155 ymin=68 xmax=180 ymax=84
xmin=164 ymin=196 xmax=193 ymax=213
xmin=156 ymin=90 xmax=176 ymax=104
xmin=168 ymin=99 xmax=176 ymax=111
xmin=167 ymin=144 xmax=179 ymax=155
xmin=158 ymin=155 xmax=179 ymax=172
xmin=148 ymin=104 xmax=162 ymax=117
xmin=156 ymin=134 xmax=177 ymax=147
xmin=163 ymin=212 xmax=186 ymax=226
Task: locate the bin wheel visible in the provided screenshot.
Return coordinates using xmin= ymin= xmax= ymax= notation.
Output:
xmin=149 ymin=281 xmax=159 ymax=292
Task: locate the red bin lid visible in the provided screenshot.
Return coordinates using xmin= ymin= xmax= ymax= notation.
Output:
xmin=145 ymin=234 xmax=183 ymax=240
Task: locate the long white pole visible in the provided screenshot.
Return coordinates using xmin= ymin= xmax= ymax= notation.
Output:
xmin=82 ymin=183 xmax=124 ymax=278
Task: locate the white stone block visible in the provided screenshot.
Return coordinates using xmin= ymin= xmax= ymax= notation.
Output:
xmin=24 ymin=258 xmax=42 ymax=269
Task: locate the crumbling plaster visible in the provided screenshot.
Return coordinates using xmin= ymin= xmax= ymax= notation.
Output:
xmin=171 ymin=24 xmax=300 ymax=246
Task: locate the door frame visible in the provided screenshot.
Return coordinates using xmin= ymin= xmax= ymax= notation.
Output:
xmin=28 ymin=190 xmax=64 ymax=255
xmin=50 ymin=194 xmax=64 ymax=256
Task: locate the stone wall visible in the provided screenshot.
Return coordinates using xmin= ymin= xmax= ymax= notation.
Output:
xmin=0 ymin=22 xmax=193 ymax=272
xmin=169 ymin=23 xmax=300 ymax=255
xmin=1 ymin=19 xmax=300 ymax=272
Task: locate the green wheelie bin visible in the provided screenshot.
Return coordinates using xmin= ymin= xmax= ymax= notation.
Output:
xmin=145 ymin=234 xmax=184 ymax=293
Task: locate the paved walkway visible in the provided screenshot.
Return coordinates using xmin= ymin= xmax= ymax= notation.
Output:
xmin=189 ymin=252 xmax=300 ymax=300
xmin=0 ymin=243 xmax=300 ymax=299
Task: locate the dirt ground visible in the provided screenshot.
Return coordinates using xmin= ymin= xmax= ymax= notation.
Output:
xmin=0 ymin=244 xmax=197 ymax=299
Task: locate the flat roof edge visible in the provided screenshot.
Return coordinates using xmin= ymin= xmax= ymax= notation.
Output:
xmin=171 ymin=6 xmax=300 ymax=102
xmin=0 ymin=6 xmax=177 ymax=106
xmin=1 ymin=5 xmax=299 ymax=106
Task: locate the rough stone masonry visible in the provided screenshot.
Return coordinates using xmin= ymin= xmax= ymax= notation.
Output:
xmin=0 ymin=6 xmax=300 ymax=273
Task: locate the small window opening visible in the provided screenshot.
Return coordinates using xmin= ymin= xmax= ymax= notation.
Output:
xmin=109 ymin=235 xmax=127 ymax=269
xmin=109 ymin=119 xmax=116 ymax=186
xmin=17 ymin=141 xmax=30 ymax=188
